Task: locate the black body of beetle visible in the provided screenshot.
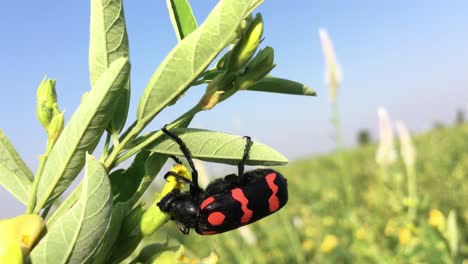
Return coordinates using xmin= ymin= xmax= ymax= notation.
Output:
xmin=157 ymin=126 xmax=288 ymax=235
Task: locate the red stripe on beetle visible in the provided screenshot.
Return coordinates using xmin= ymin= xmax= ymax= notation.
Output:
xmin=231 ymin=188 xmax=253 ymax=224
xmin=265 ymin=172 xmax=280 ymax=212
xmin=208 ymin=212 xmax=226 ymax=226
xmin=200 ymin=197 xmax=215 ymax=210
xmin=202 ymin=231 xmax=218 ymax=235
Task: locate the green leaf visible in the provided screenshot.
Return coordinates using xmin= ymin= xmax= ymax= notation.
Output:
xmin=0 ymin=129 xmax=33 ymax=204
xmin=137 ymin=0 xmax=257 ymax=127
xmin=166 ymin=0 xmax=198 ymax=41
xmin=30 ymin=154 xmax=113 ymax=263
xmin=147 ymin=128 xmax=288 ymax=166
xmin=245 ymin=0 xmax=265 ymax=19
xmin=89 ymin=0 xmax=131 ymax=134
xmin=34 ymin=58 xmax=130 ymax=211
xmin=92 ymin=152 xmax=167 ymax=263
xmin=246 ymin=76 xmax=316 ymax=96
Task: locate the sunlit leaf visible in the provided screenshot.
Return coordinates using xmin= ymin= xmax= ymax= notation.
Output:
xmin=34 ymin=58 xmax=129 ymax=211
xmin=30 ymin=154 xmax=113 ymax=263
xmin=89 ymin=0 xmax=131 ymax=133
xmin=92 ymin=152 xmax=166 ymax=263
xmin=147 ymin=128 xmax=288 ymax=166
xmin=166 ymin=0 xmax=198 ymax=41
xmin=0 ymin=130 xmax=33 ymax=205
xmin=137 ymin=0 xmax=258 ymax=127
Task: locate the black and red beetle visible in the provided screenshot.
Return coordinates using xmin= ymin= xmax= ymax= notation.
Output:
xmin=157 ymin=126 xmax=288 ymax=235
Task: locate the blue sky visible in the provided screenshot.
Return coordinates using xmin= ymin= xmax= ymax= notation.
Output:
xmin=1 ymin=1 xmax=468 ymax=216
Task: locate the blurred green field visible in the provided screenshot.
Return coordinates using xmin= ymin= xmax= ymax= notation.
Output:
xmin=153 ymin=124 xmax=468 ymax=263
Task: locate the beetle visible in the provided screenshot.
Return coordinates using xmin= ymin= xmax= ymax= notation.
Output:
xmin=157 ymin=126 xmax=288 ymax=235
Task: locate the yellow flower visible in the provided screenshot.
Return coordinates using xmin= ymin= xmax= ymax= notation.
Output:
xmin=0 ymin=214 xmax=44 ymax=255
xmin=428 ymin=209 xmax=445 ymax=231
xmin=355 ymin=228 xmax=366 ymax=240
xmin=302 ymin=239 xmax=314 ymax=252
xmin=385 ymin=219 xmax=397 ymax=237
xmin=319 ymin=235 xmax=338 ymax=253
xmin=398 ymin=227 xmax=412 ymax=245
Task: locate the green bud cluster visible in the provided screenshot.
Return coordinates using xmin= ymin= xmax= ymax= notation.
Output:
xmin=228 ymin=13 xmax=264 ymax=71
xmin=36 ymin=77 xmax=64 ymax=144
xmin=198 ymin=13 xmax=275 ymax=110
xmin=237 ymin=46 xmax=275 ymax=90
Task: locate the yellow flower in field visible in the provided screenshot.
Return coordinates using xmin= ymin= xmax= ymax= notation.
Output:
xmin=302 ymin=239 xmax=314 ymax=252
xmin=428 ymin=209 xmax=445 ymax=231
xmin=319 ymin=235 xmax=338 ymax=253
xmin=355 ymin=228 xmax=366 ymax=240
xmin=398 ymin=227 xmax=412 ymax=245
xmin=384 ymin=219 xmax=398 ymax=237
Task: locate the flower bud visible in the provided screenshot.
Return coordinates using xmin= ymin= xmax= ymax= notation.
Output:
xmin=140 ymin=164 xmax=191 ymax=236
xmin=198 ymin=73 xmax=236 ymax=110
xmin=237 ymin=47 xmax=275 ymax=90
xmin=47 ymin=111 xmax=64 ymax=143
xmin=0 ymin=242 xmax=23 ymax=264
xmin=148 ymin=245 xmax=184 ymax=264
xmin=0 ymin=214 xmax=44 ymax=255
xmin=36 ymin=78 xmax=59 ymax=130
xmin=229 ymin=13 xmax=264 ymax=71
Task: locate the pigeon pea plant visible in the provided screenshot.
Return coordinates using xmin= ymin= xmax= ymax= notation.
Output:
xmin=0 ymin=0 xmax=315 ymax=263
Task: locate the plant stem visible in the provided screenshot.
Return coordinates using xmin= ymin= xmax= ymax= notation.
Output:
xmin=101 ymin=132 xmax=111 ymax=162
xmin=27 ymin=144 xmax=53 ymax=214
xmin=331 ymin=103 xmax=354 ymax=207
xmin=103 ymin=125 xmax=141 ymax=170
xmin=105 ymin=104 xmax=203 ymax=169
xmin=407 ymin=165 xmax=417 ymax=222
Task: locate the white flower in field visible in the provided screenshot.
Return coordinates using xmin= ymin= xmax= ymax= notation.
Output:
xmin=292 ymin=216 xmax=304 ymax=228
xmin=319 ymin=28 xmax=342 ymax=104
xmin=376 ymin=107 xmax=397 ymax=166
xmin=237 ymin=226 xmax=257 ymax=245
xmin=395 ymin=120 xmax=416 ymax=167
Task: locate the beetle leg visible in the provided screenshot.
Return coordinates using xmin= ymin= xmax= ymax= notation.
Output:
xmin=170 ymin=155 xmax=183 ymax=164
xmin=162 ymin=125 xmax=201 ymax=195
xmin=238 ymin=136 xmax=252 ymax=185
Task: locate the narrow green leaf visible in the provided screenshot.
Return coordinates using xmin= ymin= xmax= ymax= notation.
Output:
xmin=0 ymin=130 xmax=33 ymax=204
xmin=30 ymin=154 xmax=113 ymax=263
xmin=166 ymin=0 xmax=198 ymax=41
xmin=92 ymin=152 xmax=166 ymax=263
xmin=137 ymin=0 xmax=257 ymax=127
xmin=34 ymin=58 xmax=130 ymax=211
xmin=246 ymin=76 xmax=316 ymax=96
xmin=91 ymin=204 xmax=126 ymax=264
xmin=89 ymin=0 xmax=131 ymax=133
xmin=147 ymin=128 xmax=288 ymax=166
